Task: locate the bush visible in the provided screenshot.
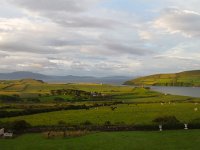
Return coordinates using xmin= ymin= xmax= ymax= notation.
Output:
xmin=134 ymin=124 xmax=157 ymax=130
xmin=153 ymin=116 xmax=180 ymax=124
xmin=0 ymin=95 xmax=21 ymax=102
xmin=189 ymin=118 xmax=200 ymax=124
xmin=81 ymin=120 xmax=92 ymax=126
xmin=10 ymin=120 xmax=31 ymax=131
xmin=54 ymin=97 xmax=65 ymax=102
xmin=58 ymin=120 xmax=67 ymax=126
xmin=104 ymin=121 xmax=111 ymax=126
xmin=27 ymin=98 xmax=41 ymax=103
xmin=188 ymin=118 xmax=200 ymax=129
xmin=153 ymin=116 xmax=183 ymax=129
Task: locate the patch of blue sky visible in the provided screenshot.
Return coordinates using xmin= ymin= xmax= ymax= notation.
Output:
xmin=0 ymin=3 xmax=24 ymax=18
xmin=98 ymin=0 xmax=161 ymax=20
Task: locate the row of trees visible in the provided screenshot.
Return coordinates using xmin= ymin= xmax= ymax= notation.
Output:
xmin=0 ymin=102 xmax=122 ymax=118
xmin=3 ymin=116 xmax=200 ymax=134
xmin=50 ymin=89 xmax=104 ymax=97
xmin=0 ymin=104 xmax=91 ymax=118
xmin=50 ymin=89 xmax=112 ymax=101
xmin=0 ymin=95 xmax=21 ymax=102
xmin=153 ymin=82 xmax=196 ymax=86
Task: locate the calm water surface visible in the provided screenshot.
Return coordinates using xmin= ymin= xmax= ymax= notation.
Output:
xmin=151 ymin=86 xmax=200 ymax=98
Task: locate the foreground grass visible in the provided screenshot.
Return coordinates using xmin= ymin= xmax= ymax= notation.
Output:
xmin=1 ymin=130 xmax=200 ymax=150
xmin=1 ymin=103 xmax=200 ymax=126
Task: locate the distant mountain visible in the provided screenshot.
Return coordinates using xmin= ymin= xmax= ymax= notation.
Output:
xmin=124 ymin=70 xmax=200 ymax=87
xmin=0 ymin=71 xmax=133 ymax=85
xmin=0 ymin=71 xmax=47 ymax=80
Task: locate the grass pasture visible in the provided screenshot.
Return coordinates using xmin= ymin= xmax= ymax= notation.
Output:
xmin=1 ymin=79 xmax=200 ymax=150
xmin=1 ymin=130 xmax=200 ymax=150
xmin=1 ymin=103 xmax=200 ymax=126
xmin=0 ymin=80 xmax=200 ymax=126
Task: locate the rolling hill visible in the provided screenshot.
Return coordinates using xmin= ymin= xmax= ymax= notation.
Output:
xmin=0 ymin=71 xmax=133 ymax=85
xmin=124 ymin=70 xmax=200 ymax=87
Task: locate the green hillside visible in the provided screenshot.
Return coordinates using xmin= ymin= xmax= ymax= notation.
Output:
xmin=124 ymin=70 xmax=200 ymax=87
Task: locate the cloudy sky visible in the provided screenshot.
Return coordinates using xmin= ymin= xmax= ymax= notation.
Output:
xmin=0 ymin=0 xmax=200 ymax=76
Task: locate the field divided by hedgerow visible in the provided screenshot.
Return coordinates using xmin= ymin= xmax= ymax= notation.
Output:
xmin=1 ymin=103 xmax=200 ymax=126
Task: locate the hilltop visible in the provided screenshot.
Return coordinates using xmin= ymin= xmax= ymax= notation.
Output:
xmin=124 ymin=70 xmax=200 ymax=87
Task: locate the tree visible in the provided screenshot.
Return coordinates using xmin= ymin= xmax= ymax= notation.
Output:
xmin=10 ymin=120 xmax=31 ymax=131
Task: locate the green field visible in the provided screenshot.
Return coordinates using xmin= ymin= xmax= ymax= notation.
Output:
xmin=0 ymin=79 xmax=133 ymax=95
xmin=0 ymin=79 xmax=137 ymax=102
xmin=0 ymin=79 xmax=200 ymax=126
xmin=1 ymin=103 xmax=200 ymax=126
xmin=125 ymin=70 xmax=200 ymax=86
xmin=1 ymin=79 xmax=200 ymax=149
xmin=1 ymin=130 xmax=200 ymax=150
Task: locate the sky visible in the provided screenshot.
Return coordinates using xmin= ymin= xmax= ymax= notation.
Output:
xmin=0 ymin=0 xmax=200 ymax=76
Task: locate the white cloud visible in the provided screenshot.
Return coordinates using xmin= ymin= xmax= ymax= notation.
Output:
xmin=8 ymin=0 xmax=101 ymax=13
xmin=154 ymin=7 xmax=200 ymax=37
xmin=0 ymin=0 xmax=199 ymax=76
xmin=138 ymin=31 xmax=153 ymax=40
